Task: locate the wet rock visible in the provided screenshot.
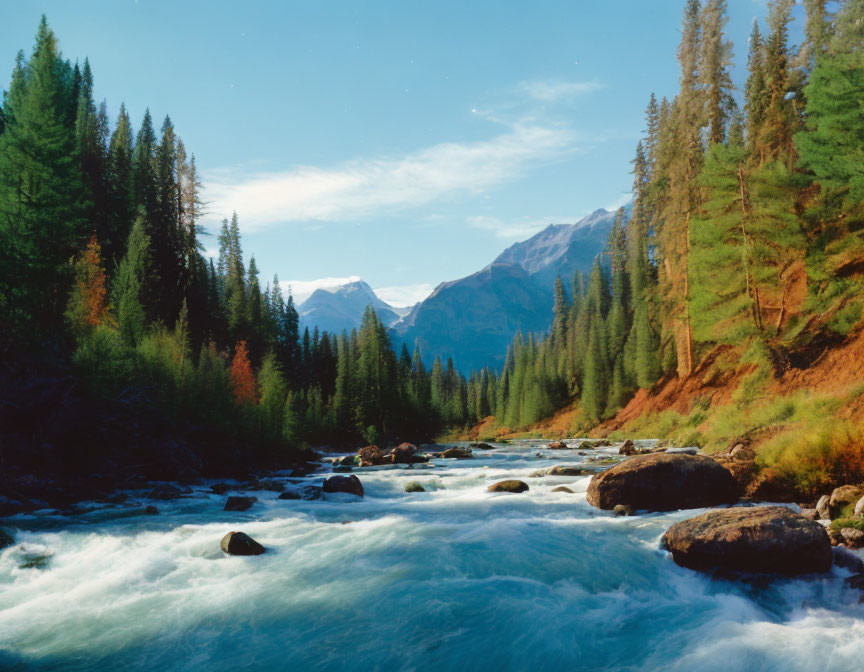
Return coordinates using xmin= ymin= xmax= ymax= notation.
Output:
xmin=841 ymin=527 xmax=864 ymax=549
xmin=211 ymin=483 xmax=231 ymax=495
xmin=19 ymin=552 xmax=52 ymax=570
xmin=257 ymin=479 xmax=285 ymax=493
xmin=594 ymin=439 xmax=613 ymax=448
xmin=357 ymin=445 xmax=386 ymax=467
xmin=816 ymin=495 xmax=831 ymax=520
xmin=323 ymin=475 xmax=364 ymax=497
xmin=552 ymin=486 xmax=574 ymax=494
xmin=441 ymin=447 xmax=473 ymax=459
xmin=613 ymin=504 xmax=634 ymax=517
xmin=220 ymin=531 xmax=265 ymax=556
xmin=799 ymin=508 xmax=819 ymax=520
xmin=471 ymin=442 xmax=496 ymax=450
xmin=833 ymin=546 xmax=864 ymax=573
xmin=145 ymin=505 xmax=159 ymax=515
xmin=487 ymin=480 xmax=529 ymax=493
xmin=548 ymin=441 xmax=568 ymax=450
xmin=586 ymin=453 xmax=737 ymax=512
xmin=619 ymin=439 xmax=637 ymax=456
xmin=546 ymin=465 xmax=589 ymax=476
xmin=845 ymin=573 xmax=864 ymax=590
xmin=830 ymin=485 xmax=864 ymax=516
xmin=0 ymin=529 xmax=14 ymax=551
xmin=338 ymin=455 xmax=356 ymax=467
xmin=405 ymin=481 xmax=425 ymax=493
xmin=663 ymin=506 xmax=832 ymax=574
xmin=278 ymin=485 xmax=322 ymax=501
xmin=224 ymin=496 xmax=257 ymax=512
xmin=391 ymin=443 xmax=417 ymax=464
xmin=147 ymin=484 xmax=184 ymax=500
xmin=278 ymin=490 xmax=301 ymax=500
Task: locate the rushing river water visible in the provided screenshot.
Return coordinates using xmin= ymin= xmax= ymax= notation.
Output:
xmin=1 ymin=440 xmax=863 ymax=671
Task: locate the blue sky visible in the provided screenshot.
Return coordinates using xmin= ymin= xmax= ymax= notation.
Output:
xmin=2 ymin=0 xmax=798 ymax=305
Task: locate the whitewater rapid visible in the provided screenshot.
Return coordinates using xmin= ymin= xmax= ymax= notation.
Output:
xmin=1 ymin=441 xmax=863 ymax=671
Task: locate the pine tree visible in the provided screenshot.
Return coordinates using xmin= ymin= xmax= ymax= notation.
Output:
xmin=0 ymin=18 xmax=88 ymax=336
xmin=105 ymin=103 xmax=134 ymax=266
xmin=112 ymin=215 xmax=150 ymax=345
xmin=700 ymin=0 xmax=736 ymax=145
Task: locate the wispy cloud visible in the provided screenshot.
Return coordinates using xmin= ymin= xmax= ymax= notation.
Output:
xmin=204 ymin=122 xmax=577 ymax=230
xmin=374 ymin=283 xmax=435 ymax=308
xmin=467 ymin=214 xmax=581 ymax=239
xmin=519 ymin=79 xmax=604 ymax=103
xmin=280 ymin=276 xmax=361 ymax=305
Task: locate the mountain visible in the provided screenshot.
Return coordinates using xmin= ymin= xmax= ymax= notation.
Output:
xmin=299 ymin=280 xmax=402 ymax=335
xmin=394 ymin=206 xmax=627 ymax=372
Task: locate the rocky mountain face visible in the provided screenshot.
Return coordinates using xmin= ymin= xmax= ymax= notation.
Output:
xmin=298 ymin=280 xmax=403 ymax=335
xmin=393 ymin=206 xmax=626 ymax=372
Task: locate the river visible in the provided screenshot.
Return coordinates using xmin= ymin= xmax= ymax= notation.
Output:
xmin=1 ymin=440 xmax=862 ymax=671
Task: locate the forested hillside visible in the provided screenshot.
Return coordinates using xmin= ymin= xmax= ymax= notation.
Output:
xmin=0 ymin=18 xmax=476 ymax=505
xmin=465 ymin=0 xmax=864 ymax=493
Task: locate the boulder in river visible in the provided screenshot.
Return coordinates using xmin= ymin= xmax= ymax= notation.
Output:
xmin=546 ymin=465 xmax=589 ymax=477
xmin=323 ymin=475 xmax=364 ymax=497
xmin=0 ymin=528 xmax=14 ymax=551
xmin=391 ymin=443 xmax=417 ymax=464
xmin=547 ymin=441 xmax=568 ymax=450
xmin=552 ymin=486 xmax=574 ymax=494
xmin=405 ymin=481 xmax=425 ymax=493
xmin=471 ymin=442 xmax=495 ymax=450
xmin=357 ymin=445 xmax=386 ymax=467
xmin=211 ymin=483 xmax=231 ymax=495
xmin=441 ymin=447 xmax=473 ymax=459
xmin=220 ymin=531 xmax=266 ymax=556
xmin=586 ymin=453 xmax=738 ymax=512
xmin=662 ymin=506 xmax=832 ymax=574
xmin=144 ymin=505 xmax=159 ymax=515
xmin=147 ymin=484 xmax=184 ymax=500
xmin=487 ymin=480 xmax=528 ymax=493
xmin=618 ymin=439 xmax=637 ymax=456
xmin=224 ymin=496 xmax=257 ymax=512
xmin=613 ymin=504 xmax=634 ymax=517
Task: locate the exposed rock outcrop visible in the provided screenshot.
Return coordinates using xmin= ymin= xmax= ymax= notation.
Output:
xmin=663 ymin=506 xmax=831 ymax=574
xmin=586 ymin=453 xmax=738 ymax=511
xmin=441 ymin=447 xmax=473 ymax=459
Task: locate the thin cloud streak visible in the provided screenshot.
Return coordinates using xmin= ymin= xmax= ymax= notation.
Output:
xmin=519 ymin=79 xmax=604 ymax=103
xmin=204 ymin=122 xmax=577 ymax=230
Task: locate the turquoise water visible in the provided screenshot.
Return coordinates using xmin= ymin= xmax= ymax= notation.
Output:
xmin=1 ymin=441 xmax=863 ymax=671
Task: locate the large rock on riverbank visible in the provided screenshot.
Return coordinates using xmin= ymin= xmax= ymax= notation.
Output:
xmin=663 ymin=506 xmax=832 ymax=574
xmin=586 ymin=453 xmax=738 ymax=511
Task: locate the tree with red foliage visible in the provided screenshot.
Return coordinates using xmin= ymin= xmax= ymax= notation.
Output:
xmin=66 ymin=234 xmax=109 ymax=333
xmin=230 ymin=340 xmax=257 ymax=404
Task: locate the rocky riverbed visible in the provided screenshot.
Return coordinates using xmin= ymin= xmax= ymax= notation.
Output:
xmin=1 ymin=439 xmax=863 ymax=671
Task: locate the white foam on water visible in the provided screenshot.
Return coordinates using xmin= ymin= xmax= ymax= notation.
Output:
xmin=0 ymin=442 xmax=862 ymax=671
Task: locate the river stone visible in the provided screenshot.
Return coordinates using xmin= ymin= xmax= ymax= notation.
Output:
xmin=548 ymin=441 xmax=568 ymax=450
xmin=220 ymin=531 xmax=265 ymax=556
xmin=278 ymin=490 xmax=301 ymax=500
xmin=833 ymin=546 xmax=864 ymax=573
xmin=442 ymin=447 xmax=473 ymax=459
xmin=391 ymin=443 xmax=417 ymax=464
xmin=144 ymin=505 xmax=159 ymax=515
xmin=147 ymin=484 xmax=184 ymax=500
xmin=663 ymin=506 xmax=832 ymax=574
xmin=323 ymin=475 xmax=364 ymax=497
xmin=471 ymin=442 xmax=495 ymax=450
xmin=841 ymin=527 xmax=864 ymax=549
xmin=405 ymin=481 xmax=425 ymax=493
xmin=0 ymin=528 xmax=14 ymax=551
xmin=613 ymin=504 xmax=634 ymax=516
xmin=619 ymin=439 xmax=637 ymax=456
xmin=552 ymin=486 xmax=574 ymax=494
xmin=488 ymin=480 xmax=528 ymax=493
xmin=357 ymin=445 xmax=386 ymax=467
xmin=586 ymin=453 xmax=737 ymax=511
xmin=830 ymin=485 xmax=864 ymax=515
xmin=224 ymin=496 xmax=257 ymax=512
xmin=546 ymin=465 xmax=588 ymax=476
xmin=816 ymin=495 xmax=831 ymax=520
